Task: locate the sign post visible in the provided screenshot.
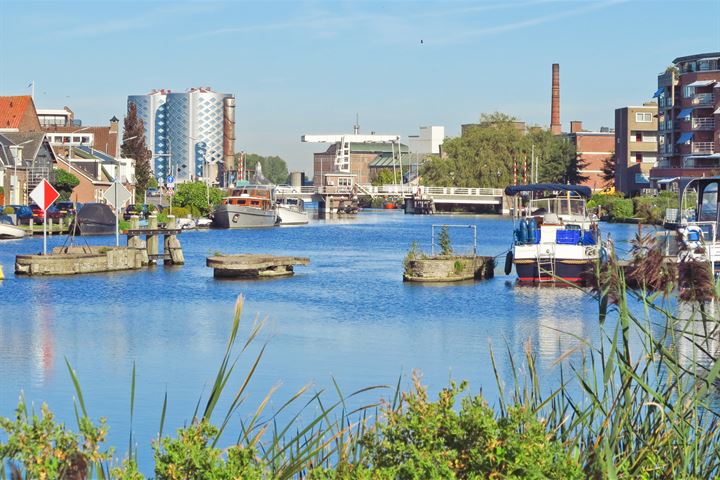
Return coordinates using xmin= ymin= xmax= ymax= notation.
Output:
xmin=29 ymin=179 xmax=60 ymax=255
xmin=103 ymin=181 xmax=133 ymax=246
xmin=166 ymin=175 xmax=175 ymax=214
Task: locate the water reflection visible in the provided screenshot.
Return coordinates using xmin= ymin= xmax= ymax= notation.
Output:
xmin=675 ymin=300 xmax=720 ymax=374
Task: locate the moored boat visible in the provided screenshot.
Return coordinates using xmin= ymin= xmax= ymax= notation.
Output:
xmin=505 ymin=184 xmax=599 ymax=284
xmin=0 ymin=214 xmax=25 ymax=239
xmin=74 ymin=203 xmax=116 ymax=236
xmin=276 ymin=197 xmax=309 ymax=225
xmin=212 ymin=185 xmax=277 ymax=228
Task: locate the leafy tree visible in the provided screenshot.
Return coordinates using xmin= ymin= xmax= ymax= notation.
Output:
xmin=122 ymin=102 xmax=152 ymax=199
xmin=51 ymin=168 xmax=80 ymax=201
xmin=171 ymin=181 xmax=224 ymax=217
xmin=244 ymin=153 xmax=288 ymax=185
xmin=372 ymin=169 xmax=399 ymax=186
xmin=421 ymin=112 xmax=582 ymax=187
xmin=601 ymin=154 xmax=616 ymax=189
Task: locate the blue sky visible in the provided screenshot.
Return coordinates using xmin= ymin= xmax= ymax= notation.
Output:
xmin=0 ymin=0 xmax=718 ymax=171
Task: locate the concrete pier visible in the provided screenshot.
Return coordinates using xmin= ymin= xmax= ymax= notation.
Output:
xmin=404 ymin=255 xmax=495 ymax=282
xmin=15 ymin=247 xmax=144 ymax=276
xmin=207 ymin=254 xmax=310 ymax=278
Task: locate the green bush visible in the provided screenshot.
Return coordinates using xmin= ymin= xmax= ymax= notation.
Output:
xmin=169 ymin=206 xmax=191 ymax=218
xmin=609 ymin=198 xmax=633 ymax=220
xmin=323 ymin=379 xmax=582 ymax=479
xmin=587 ymin=192 xmax=624 ymax=213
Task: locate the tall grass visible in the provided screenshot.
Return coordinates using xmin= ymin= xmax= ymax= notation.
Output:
xmin=2 ymin=265 xmax=720 ymax=477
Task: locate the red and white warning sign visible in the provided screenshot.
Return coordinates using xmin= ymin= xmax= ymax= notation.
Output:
xmin=29 ymin=178 xmax=60 ymax=211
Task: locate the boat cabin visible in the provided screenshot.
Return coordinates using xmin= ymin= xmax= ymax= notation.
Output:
xmin=222 ymin=185 xmax=275 ymax=209
xmin=505 ymin=184 xmax=597 ymax=247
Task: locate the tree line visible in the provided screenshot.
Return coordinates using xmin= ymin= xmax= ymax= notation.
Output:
xmin=420 ymin=112 xmax=585 ymax=188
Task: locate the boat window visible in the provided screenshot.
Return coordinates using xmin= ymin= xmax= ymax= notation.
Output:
xmin=251 ymin=200 xmax=259 ymax=206
xmin=698 ymin=182 xmax=718 ymax=222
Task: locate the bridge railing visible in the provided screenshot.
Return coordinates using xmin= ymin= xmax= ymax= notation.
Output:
xmin=356 ymin=185 xmax=504 ymax=197
xmin=276 ymin=184 xmax=505 ymax=197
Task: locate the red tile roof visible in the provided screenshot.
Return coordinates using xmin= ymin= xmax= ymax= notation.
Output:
xmin=0 ymin=96 xmax=33 ymax=129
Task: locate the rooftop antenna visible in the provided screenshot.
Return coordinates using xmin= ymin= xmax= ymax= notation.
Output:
xmin=353 ymin=113 xmax=359 ymax=134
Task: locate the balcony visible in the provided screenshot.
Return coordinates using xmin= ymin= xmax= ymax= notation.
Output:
xmin=691 ymin=117 xmax=716 ymax=130
xmin=691 ymin=93 xmax=715 ymax=106
xmin=684 ymin=156 xmax=720 ymax=168
xmin=692 ymin=142 xmax=715 ymax=154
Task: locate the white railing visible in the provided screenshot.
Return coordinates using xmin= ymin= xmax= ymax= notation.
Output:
xmin=692 ymin=142 xmax=715 ymax=154
xmin=692 ymin=93 xmax=715 ymax=106
xmin=294 ymin=184 xmax=505 ymax=198
xmin=692 ymin=117 xmax=715 ymax=130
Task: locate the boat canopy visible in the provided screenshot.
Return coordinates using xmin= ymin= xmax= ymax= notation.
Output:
xmin=504 ymin=183 xmax=592 ymax=198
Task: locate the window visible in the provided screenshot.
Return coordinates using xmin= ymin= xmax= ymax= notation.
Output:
xmin=635 ymin=112 xmax=652 ymax=122
xmin=699 ymin=182 xmax=718 ymax=222
xmin=684 ymin=86 xmax=695 ymax=98
xmin=635 ymin=132 xmax=642 ymax=142
xmin=635 ymin=153 xmax=643 ymax=163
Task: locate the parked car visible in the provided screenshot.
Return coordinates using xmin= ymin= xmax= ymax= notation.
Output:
xmin=123 ymin=204 xmax=151 ymax=220
xmin=56 ymin=201 xmax=79 ymax=216
xmin=29 ymin=204 xmax=64 ymax=222
xmin=146 ymin=188 xmax=160 ymax=197
xmin=4 ymin=205 xmax=33 ymax=225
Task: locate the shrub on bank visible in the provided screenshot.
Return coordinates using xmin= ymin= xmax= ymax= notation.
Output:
xmin=609 ymin=198 xmax=634 ymax=221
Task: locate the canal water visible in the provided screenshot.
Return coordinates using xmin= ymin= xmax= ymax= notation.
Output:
xmin=0 ymin=211 xmax=640 ymax=470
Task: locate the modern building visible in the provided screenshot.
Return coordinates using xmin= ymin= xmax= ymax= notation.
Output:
xmin=614 ymin=103 xmax=659 ymax=196
xmin=650 ymin=52 xmax=720 ymax=184
xmin=37 ymin=107 xmax=76 ymax=128
xmin=565 ymin=121 xmax=615 ymax=191
xmin=407 ymin=126 xmax=444 ymax=155
xmin=127 ymin=87 xmax=236 ymax=184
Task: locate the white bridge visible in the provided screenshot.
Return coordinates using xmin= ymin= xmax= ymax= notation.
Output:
xmin=275 ymin=184 xmax=506 ymax=209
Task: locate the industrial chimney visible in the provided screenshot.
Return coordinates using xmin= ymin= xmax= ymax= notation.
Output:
xmin=551 ymin=63 xmax=561 ymax=135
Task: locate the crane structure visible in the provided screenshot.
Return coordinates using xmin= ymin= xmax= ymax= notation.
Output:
xmin=301 ymin=134 xmax=400 ymax=173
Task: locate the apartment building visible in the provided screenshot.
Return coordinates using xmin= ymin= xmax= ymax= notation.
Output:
xmin=650 ymin=52 xmax=720 ymax=184
xmin=614 ymin=103 xmax=658 ymax=195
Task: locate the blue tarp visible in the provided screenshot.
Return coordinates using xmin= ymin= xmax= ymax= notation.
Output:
xmin=504 ymin=183 xmax=592 ymax=198
xmin=677 ymin=132 xmax=694 ymax=144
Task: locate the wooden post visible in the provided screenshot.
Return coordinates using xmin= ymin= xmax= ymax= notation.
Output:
xmin=29 ymin=218 xmax=33 ymax=234
xmin=59 ymin=217 xmax=63 ymax=233
xmin=48 ymin=218 xmax=53 ymax=235
xmin=147 ymin=215 xmax=158 ymax=264
xmin=163 ymin=215 xmax=184 ymax=265
xmin=127 ymin=215 xmax=148 ymax=265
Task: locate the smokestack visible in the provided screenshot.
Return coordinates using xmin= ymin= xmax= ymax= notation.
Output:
xmin=551 ymin=63 xmax=561 ymax=135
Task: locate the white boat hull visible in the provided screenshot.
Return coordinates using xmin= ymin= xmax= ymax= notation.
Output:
xmin=276 ymin=205 xmax=309 ymax=225
xmin=0 ymin=224 xmax=26 ymax=239
xmin=212 ymin=204 xmax=277 ymax=228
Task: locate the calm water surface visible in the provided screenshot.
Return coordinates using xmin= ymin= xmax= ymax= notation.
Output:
xmin=0 ymin=211 xmax=639 ymax=470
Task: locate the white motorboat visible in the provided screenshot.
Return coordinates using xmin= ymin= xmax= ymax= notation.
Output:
xmin=276 ymin=197 xmax=309 ymax=225
xmin=212 ymin=184 xmax=277 ymax=228
xmin=505 ymin=184 xmax=600 ymax=284
xmin=0 ymin=214 xmax=26 ymax=239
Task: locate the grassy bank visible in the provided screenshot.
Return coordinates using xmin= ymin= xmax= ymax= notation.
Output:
xmin=2 ymin=266 xmax=720 ymax=478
